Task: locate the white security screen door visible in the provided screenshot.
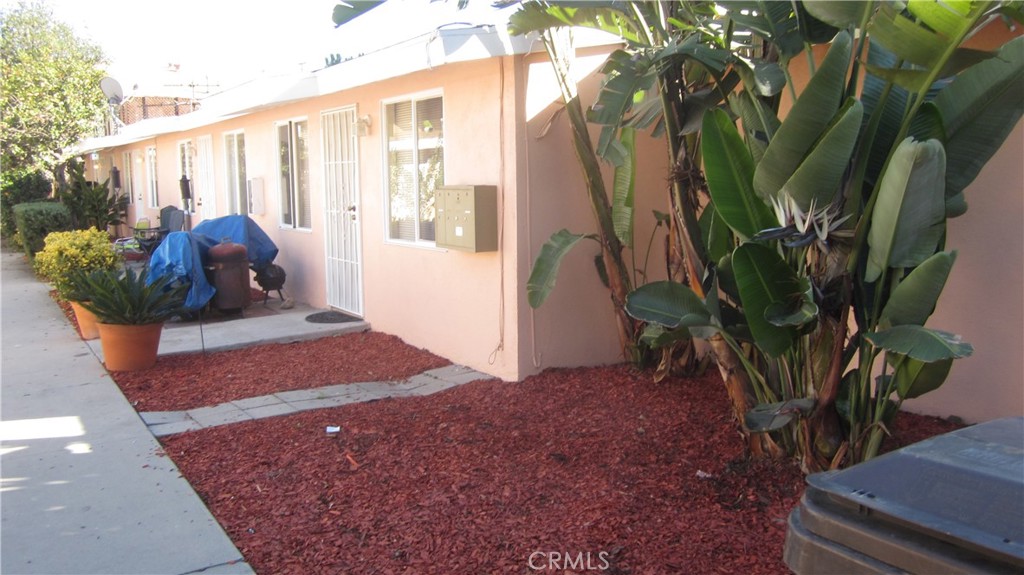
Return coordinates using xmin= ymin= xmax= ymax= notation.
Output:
xmin=196 ymin=135 xmax=217 ymax=221
xmin=322 ymin=107 xmax=363 ymax=315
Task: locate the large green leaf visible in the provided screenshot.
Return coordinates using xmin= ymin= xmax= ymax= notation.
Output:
xmin=935 ymin=36 xmax=1024 ymax=202
xmin=879 ymin=251 xmax=957 ymax=328
xmin=804 ymin=0 xmax=873 ymax=29
xmin=728 ymin=91 xmax=780 ymax=166
xmin=611 ymin=128 xmax=636 ymax=248
xmin=745 ymin=398 xmax=817 ymax=433
xmin=780 ymin=97 xmax=864 ymax=211
xmin=527 ymin=230 xmax=590 ymax=308
xmin=331 ymin=1 xmax=386 ymax=27
xmin=698 ymin=204 xmax=733 ymax=265
xmin=754 ymin=31 xmax=852 ymax=201
xmin=507 ymin=2 xmax=644 ymax=44
xmin=894 ymin=357 xmax=953 ymax=400
xmin=624 ymin=281 xmax=712 ymax=329
xmin=732 ymin=243 xmax=799 ymax=357
xmin=702 ymin=109 xmax=777 ymax=240
xmin=865 ymin=137 xmax=947 ymax=282
xmin=865 ymin=325 xmax=973 ymax=362
xmin=724 ymin=1 xmax=806 ymax=59
xmin=590 ymin=50 xmax=657 ymax=162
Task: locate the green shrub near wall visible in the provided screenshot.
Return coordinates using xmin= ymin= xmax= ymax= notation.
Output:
xmin=1 ymin=170 xmax=52 ymax=238
xmin=13 ymin=201 xmax=72 ymax=258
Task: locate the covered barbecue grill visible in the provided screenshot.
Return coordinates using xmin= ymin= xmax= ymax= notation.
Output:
xmin=147 ymin=215 xmax=283 ymax=312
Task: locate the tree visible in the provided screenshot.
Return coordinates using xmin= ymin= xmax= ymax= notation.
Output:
xmin=1 ymin=1 xmax=107 ymax=176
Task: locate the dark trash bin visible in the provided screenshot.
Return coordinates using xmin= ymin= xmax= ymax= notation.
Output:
xmin=784 ymin=417 xmax=1024 ymax=574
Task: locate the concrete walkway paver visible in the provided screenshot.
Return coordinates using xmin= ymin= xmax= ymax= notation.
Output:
xmin=141 ymin=365 xmax=491 ymax=437
xmin=1 ymin=249 xmax=254 ymax=575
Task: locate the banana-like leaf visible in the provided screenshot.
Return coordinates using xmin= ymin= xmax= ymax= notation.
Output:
xmin=732 ymin=243 xmax=800 ymax=357
xmin=780 ymin=97 xmax=864 ymax=211
xmin=935 ymin=36 xmax=1024 ymax=202
xmin=894 ymin=357 xmax=953 ymax=400
xmin=745 ymin=398 xmax=816 ymax=433
xmin=723 ymin=1 xmax=806 ymax=58
xmin=754 ymin=31 xmax=852 ymax=202
xmin=879 ymin=251 xmax=957 ymax=328
xmin=698 ymin=204 xmax=733 ymax=265
xmin=590 ymin=50 xmax=657 ymax=161
xmin=640 ymin=323 xmax=692 ymax=348
xmin=507 ymin=2 xmax=644 ymax=44
xmin=907 ymin=0 xmax=971 ymax=38
xmin=764 ymin=277 xmax=819 ymax=328
xmin=625 ymin=281 xmax=712 ymax=329
xmin=804 ymin=0 xmax=873 ymax=29
xmin=612 ymin=128 xmax=636 ymax=248
xmin=733 ymin=56 xmax=787 ymax=97
xmin=729 ymin=91 xmax=780 ymax=165
xmin=865 ymin=325 xmax=973 ymax=362
xmin=702 ymin=109 xmax=777 ymax=240
xmin=332 ymin=1 xmax=385 ymax=27
xmin=868 ymin=3 xmax=951 ymax=69
xmin=865 ymin=137 xmax=947 ymax=282
xmin=527 ymin=229 xmax=589 ymax=308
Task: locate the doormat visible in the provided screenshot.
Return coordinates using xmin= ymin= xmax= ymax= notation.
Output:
xmin=305 ymin=311 xmax=361 ymax=324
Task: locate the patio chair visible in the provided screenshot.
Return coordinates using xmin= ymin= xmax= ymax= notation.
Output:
xmin=131 ymin=206 xmax=185 ymax=255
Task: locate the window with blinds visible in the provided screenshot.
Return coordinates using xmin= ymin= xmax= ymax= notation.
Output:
xmin=277 ymin=119 xmax=311 ymax=229
xmin=385 ymin=94 xmax=443 ymax=243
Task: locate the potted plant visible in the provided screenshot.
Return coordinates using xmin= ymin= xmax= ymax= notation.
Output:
xmin=71 ymin=268 xmax=188 ymax=371
xmin=34 ymin=227 xmax=122 ymax=339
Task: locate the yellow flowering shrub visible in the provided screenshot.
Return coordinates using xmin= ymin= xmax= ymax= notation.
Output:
xmin=34 ymin=228 xmax=122 ymax=301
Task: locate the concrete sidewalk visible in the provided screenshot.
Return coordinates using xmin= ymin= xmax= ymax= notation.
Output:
xmin=1 ymin=249 xmax=254 ymax=574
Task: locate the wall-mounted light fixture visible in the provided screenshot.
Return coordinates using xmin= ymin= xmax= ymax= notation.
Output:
xmin=357 ymin=114 xmax=372 ymax=137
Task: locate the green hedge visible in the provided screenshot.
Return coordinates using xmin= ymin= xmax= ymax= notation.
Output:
xmin=1 ymin=170 xmax=52 ymax=238
xmin=13 ymin=202 xmax=72 ymax=258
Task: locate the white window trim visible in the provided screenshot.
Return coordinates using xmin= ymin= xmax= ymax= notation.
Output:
xmin=381 ymin=89 xmax=445 ymax=247
xmin=275 ymin=117 xmax=311 ymax=231
xmin=223 ymin=129 xmax=247 ymax=215
xmin=145 ymin=145 xmax=158 ymax=209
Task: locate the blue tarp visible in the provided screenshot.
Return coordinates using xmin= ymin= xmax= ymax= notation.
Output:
xmin=148 ymin=231 xmax=217 ymax=310
xmin=192 ymin=215 xmax=279 ymax=270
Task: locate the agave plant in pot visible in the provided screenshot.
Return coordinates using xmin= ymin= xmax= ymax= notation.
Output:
xmin=71 ymin=268 xmax=188 ymax=371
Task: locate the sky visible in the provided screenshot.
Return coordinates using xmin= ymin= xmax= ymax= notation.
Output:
xmin=19 ymin=0 xmax=341 ymax=98
xmin=4 ymin=0 xmax=520 ymax=101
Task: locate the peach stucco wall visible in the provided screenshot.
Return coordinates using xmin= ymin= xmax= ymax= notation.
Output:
xmin=905 ymin=121 xmax=1024 ymax=423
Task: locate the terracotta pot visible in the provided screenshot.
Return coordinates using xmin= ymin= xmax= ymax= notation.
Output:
xmin=69 ymin=301 xmax=100 ymax=340
xmin=95 ymin=322 xmax=164 ymax=371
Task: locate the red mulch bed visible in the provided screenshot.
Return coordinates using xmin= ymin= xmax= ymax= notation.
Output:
xmin=54 ymin=296 xmax=961 ymax=573
xmin=160 ymin=363 xmax=959 ymax=575
xmin=109 ymin=332 xmax=451 ymax=411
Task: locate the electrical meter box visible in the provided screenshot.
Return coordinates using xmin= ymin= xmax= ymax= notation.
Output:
xmin=435 ymin=185 xmax=498 ymax=252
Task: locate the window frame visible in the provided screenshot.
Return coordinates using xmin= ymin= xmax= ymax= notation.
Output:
xmin=121 ymin=151 xmax=134 ymax=205
xmin=145 ymin=145 xmax=158 ymax=208
xmin=275 ymin=117 xmax=311 ymax=231
xmin=223 ymin=130 xmax=248 ymax=215
xmin=381 ymin=90 xmax=445 ymax=247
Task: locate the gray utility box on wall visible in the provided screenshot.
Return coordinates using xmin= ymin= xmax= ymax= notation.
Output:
xmin=435 ymin=185 xmax=498 ymax=252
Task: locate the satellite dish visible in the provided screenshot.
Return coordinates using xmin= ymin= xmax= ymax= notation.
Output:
xmin=100 ymin=77 xmax=124 ymax=105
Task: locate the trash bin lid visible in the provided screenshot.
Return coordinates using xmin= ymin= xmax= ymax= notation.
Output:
xmin=807 ymin=417 xmax=1024 ymax=567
